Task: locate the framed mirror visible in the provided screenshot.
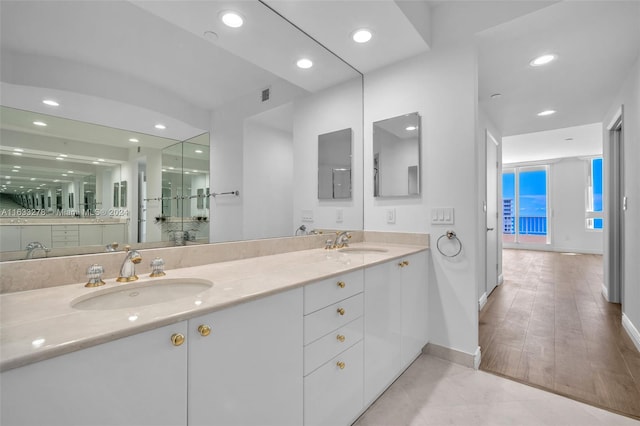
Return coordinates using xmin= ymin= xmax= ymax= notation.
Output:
xmin=318 ymin=128 xmax=352 ymax=200
xmin=373 ymin=112 xmax=421 ymax=197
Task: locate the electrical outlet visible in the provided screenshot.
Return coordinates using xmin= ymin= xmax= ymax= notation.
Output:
xmin=301 ymin=210 xmax=314 ymax=222
xmin=336 ymin=208 xmax=343 ymax=223
xmin=386 ymin=208 xmax=396 ymax=224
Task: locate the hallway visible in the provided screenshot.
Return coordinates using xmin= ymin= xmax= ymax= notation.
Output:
xmin=480 ymin=249 xmax=640 ymax=419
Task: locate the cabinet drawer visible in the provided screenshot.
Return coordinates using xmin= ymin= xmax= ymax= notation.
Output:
xmin=52 ymin=230 xmax=79 ymax=238
xmin=304 ymin=269 xmax=363 ymax=314
xmin=51 ymin=225 xmax=78 ymax=231
xmin=304 ymin=316 xmax=363 ymax=376
xmin=304 ymin=341 xmax=363 ymax=426
xmin=304 ymin=293 xmax=363 ymax=345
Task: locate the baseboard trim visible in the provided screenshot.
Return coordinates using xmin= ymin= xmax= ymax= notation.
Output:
xmin=479 ymin=292 xmax=488 ymax=311
xmin=498 ymin=274 xmax=504 ymax=285
xmin=503 ymin=245 xmax=603 ymax=255
xmin=601 ymin=284 xmax=610 ymax=302
xmin=424 ymin=343 xmax=481 ymax=369
xmin=622 ymin=313 xmax=640 ymax=352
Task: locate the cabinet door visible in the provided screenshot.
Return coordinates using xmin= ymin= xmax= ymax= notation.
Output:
xmin=79 ymin=224 xmax=103 ymax=246
xmin=400 ymin=252 xmax=429 ymax=367
xmin=20 ymin=225 xmax=52 ymax=249
xmin=1 ymin=322 xmax=188 ymax=426
xmin=102 ymin=223 xmax=126 ymax=245
xmin=188 ymin=288 xmax=303 ymax=426
xmin=0 ymin=225 xmax=21 ymax=251
xmin=364 ymin=261 xmax=402 ymax=405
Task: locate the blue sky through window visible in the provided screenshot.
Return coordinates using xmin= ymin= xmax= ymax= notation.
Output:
xmin=519 ymin=170 xmax=547 ymax=218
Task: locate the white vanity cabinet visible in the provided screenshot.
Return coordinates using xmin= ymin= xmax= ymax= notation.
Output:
xmin=187 ymin=287 xmax=303 ymax=426
xmin=303 ymin=270 xmax=365 ymax=426
xmin=364 ymin=251 xmax=428 ymax=405
xmin=0 ymin=322 xmax=189 ymax=426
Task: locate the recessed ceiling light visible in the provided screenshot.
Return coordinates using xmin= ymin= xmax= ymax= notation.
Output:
xmin=54 ymin=179 xmax=59 ymax=183
xmin=537 ymin=109 xmax=556 ymax=116
xmin=62 ymin=174 xmax=67 ymax=177
xmin=67 ymin=170 xmax=74 ymax=174
xmin=168 ymin=167 xmax=175 ymax=170
xmin=296 ymin=58 xmax=313 ymax=69
xmin=30 ymin=178 xmax=36 ymax=181
xmin=33 ymin=121 xmax=47 ymax=126
xmin=530 ymin=54 xmax=556 ymax=67
xmin=98 ymin=159 xmax=105 ymax=162
xmin=14 ymin=148 xmax=24 ymax=152
xmin=42 ymin=99 xmax=59 ymax=107
xmin=92 ymin=161 xmax=99 ymax=164
xmin=185 ymin=171 xmax=190 ymax=175
xmin=490 ymin=93 xmax=502 ymax=99
xmin=59 ymin=154 xmax=68 ymax=157
xmin=405 ymin=126 xmax=417 ymax=131
xmin=12 ymin=152 xmax=22 ymax=156
xmin=13 ymin=166 xmax=21 ymax=169
xmin=56 ymin=157 xmax=64 ymax=160
xmin=195 ymin=149 xmax=203 ymax=154
xmin=129 ymin=138 xmax=139 ymax=143
xmin=155 ymin=123 xmax=166 ymax=130
xmin=11 ymin=169 xmax=18 ymax=173
xmin=221 ymin=11 xmax=244 ymax=28
xmin=192 ymin=169 xmax=198 ymax=173
xmin=352 ymin=29 xmax=372 ymax=43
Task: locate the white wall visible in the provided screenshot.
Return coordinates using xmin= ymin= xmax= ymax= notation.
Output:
xmin=603 ymin=55 xmax=640 ymax=346
xmin=550 ymin=158 xmax=603 ymax=254
xmin=292 ymin=76 xmax=363 ymax=232
xmin=364 ymin=46 xmax=479 ymax=357
xmin=243 ymin=119 xmax=293 ymax=240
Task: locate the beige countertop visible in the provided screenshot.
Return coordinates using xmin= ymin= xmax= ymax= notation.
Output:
xmin=0 ymin=242 xmax=427 ymax=372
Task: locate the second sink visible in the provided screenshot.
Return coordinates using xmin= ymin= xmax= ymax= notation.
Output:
xmin=71 ymin=278 xmax=213 ymax=310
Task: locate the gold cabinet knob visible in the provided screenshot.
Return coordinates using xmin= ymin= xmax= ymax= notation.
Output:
xmin=337 ymin=334 xmax=346 ymax=342
xmin=337 ymin=281 xmax=346 ymax=288
xmin=403 ymin=260 xmax=410 ymax=266
xmin=398 ymin=262 xmax=405 ymax=268
xmin=337 ymin=307 xmax=345 ymax=316
xmin=171 ymin=333 xmax=185 ymax=346
xmin=197 ymin=324 xmax=211 ymax=337
xmin=336 ymin=361 xmax=346 ymax=370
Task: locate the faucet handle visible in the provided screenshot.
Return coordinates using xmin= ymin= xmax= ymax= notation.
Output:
xmin=150 ymin=257 xmax=166 ymax=277
xmin=85 ymin=264 xmax=106 ymax=288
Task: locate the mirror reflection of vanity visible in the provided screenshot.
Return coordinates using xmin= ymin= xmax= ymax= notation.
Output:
xmin=373 ymin=112 xmax=421 ymax=197
xmin=0 ymin=0 xmax=363 ymax=261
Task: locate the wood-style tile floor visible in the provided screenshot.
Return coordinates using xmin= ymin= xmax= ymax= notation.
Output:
xmin=480 ymin=249 xmax=640 ymax=420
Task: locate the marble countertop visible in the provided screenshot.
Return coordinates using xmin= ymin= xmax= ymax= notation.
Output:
xmin=0 ymin=242 xmax=427 ymax=372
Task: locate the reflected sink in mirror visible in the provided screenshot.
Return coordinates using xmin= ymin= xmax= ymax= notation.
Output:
xmin=71 ymin=278 xmax=213 ymax=310
xmin=338 ymin=247 xmax=389 ymax=254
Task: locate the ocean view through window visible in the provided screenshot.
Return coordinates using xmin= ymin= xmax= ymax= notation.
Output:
xmin=503 ymin=166 xmax=549 ymax=244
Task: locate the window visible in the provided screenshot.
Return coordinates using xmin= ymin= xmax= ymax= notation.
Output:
xmin=586 ymin=157 xmax=603 ymax=230
xmin=502 ymin=166 xmax=549 ymax=244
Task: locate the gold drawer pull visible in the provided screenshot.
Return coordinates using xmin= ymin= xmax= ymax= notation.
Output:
xmin=337 ymin=307 xmax=345 ymax=316
xmin=398 ymin=260 xmax=410 ymax=267
xmin=403 ymin=260 xmax=410 ymax=266
xmin=337 ymin=281 xmax=346 ymax=288
xmin=197 ymin=324 xmax=211 ymax=337
xmin=336 ymin=361 xmax=346 ymax=370
xmin=398 ymin=262 xmax=405 ymax=267
xmin=171 ymin=333 xmax=185 ymax=347
xmin=337 ymin=334 xmax=346 ymax=342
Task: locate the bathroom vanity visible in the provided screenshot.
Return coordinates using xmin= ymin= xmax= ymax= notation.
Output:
xmin=0 ymin=242 xmax=428 ymax=426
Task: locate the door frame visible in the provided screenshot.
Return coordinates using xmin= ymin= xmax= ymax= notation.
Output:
xmin=482 ymin=130 xmax=500 ymax=311
xmin=604 ymin=106 xmax=624 ymax=304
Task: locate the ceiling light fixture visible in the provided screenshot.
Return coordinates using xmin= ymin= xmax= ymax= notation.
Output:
xmin=296 ymin=58 xmax=313 ymax=69
xmin=529 ymin=54 xmax=556 ymax=67
xmin=195 ymin=149 xmax=203 ymax=154
xmin=14 ymin=149 xmax=24 ymax=152
xmin=352 ymin=29 xmax=372 ymax=43
xmin=59 ymin=154 xmax=68 ymax=157
xmin=537 ymin=109 xmax=556 ymax=116
xmin=56 ymin=157 xmax=64 ymax=160
xmin=33 ymin=121 xmax=47 ymax=126
xmin=405 ymin=126 xmax=417 ymax=131
xmin=221 ymin=11 xmax=244 ymax=28
xmin=98 ymin=158 xmax=105 ymax=162
xmin=42 ymin=99 xmax=59 ymax=107
xmin=129 ymin=138 xmax=139 ymax=143
xmin=155 ymin=123 xmax=166 ymax=130
xmin=12 ymin=153 xmax=22 ymax=156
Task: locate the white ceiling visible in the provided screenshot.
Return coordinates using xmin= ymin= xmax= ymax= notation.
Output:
xmin=502 ymin=123 xmax=603 ymax=165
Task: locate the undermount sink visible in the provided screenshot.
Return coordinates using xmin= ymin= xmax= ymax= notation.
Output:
xmin=338 ymin=246 xmax=389 ymax=254
xmin=71 ymin=278 xmax=213 ymax=310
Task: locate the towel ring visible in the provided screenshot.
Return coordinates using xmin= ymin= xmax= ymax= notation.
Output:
xmin=436 ymin=230 xmax=462 ymax=258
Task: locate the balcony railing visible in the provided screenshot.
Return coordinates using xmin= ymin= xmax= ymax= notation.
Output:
xmin=503 ymin=216 xmax=547 ymax=235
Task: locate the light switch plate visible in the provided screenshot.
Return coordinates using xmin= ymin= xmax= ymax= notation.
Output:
xmin=431 ymin=207 xmax=454 ymax=225
xmin=336 ymin=208 xmax=343 ymax=223
xmin=386 ymin=208 xmax=396 ymax=224
xmin=301 ymin=210 xmax=314 ymax=222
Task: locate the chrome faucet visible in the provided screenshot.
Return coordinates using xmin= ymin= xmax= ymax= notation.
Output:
xmin=116 ymin=245 xmax=142 ymax=282
xmin=25 ymin=241 xmax=50 ymax=259
xmin=325 ymin=231 xmax=351 ymax=249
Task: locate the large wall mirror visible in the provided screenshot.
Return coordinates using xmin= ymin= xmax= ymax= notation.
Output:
xmin=373 ymin=112 xmax=421 ymax=197
xmin=0 ymin=0 xmax=363 ymax=261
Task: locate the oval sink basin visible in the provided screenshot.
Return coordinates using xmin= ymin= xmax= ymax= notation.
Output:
xmin=338 ymin=247 xmax=389 ymax=254
xmin=71 ymin=278 xmax=213 ymax=310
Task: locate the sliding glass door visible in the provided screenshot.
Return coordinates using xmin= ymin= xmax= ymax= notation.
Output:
xmin=502 ymin=166 xmax=549 ymax=245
